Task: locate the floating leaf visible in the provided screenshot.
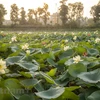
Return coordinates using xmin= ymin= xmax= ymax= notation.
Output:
xmin=6 ymin=56 xmax=23 ymax=66
xmin=87 ymin=90 xmax=100 ymax=100
xmin=75 ymin=46 xmax=86 ymax=54
xmin=65 ymin=58 xmax=73 ymax=66
xmin=59 ymin=49 xmax=74 ymax=59
xmin=66 ymin=86 xmax=81 ymax=91
xmin=16 ymin=62 xmax=38 ymax=71
xmin=47 ymin=68 xmax=57 ymax=77
xmin=78 ymin=68 xmax=100 ymax=83
xmin=19 ymin=94 xmax=35 ymax=100
xmin=49 ymin=51 xmax=55 ymax=60
xmin=87 ymin=48 xmax=99 ymax=56
xmin=20 ymin=79 xmax=40 ymax=89
xmin=47 ymin=58 xmax=57 ymax=67
xmin=68 ymin=63 xmax=87 ymax=77
xmin=35 ymin=87 xmax=65 ymax=99
xmin=40 ymin=71 xmax=57 ymax=84
xmin=57 ymin=88 xmax=79 ymax=100
xmin=4 ymin=79 xmax=24 ymax=99
xmin=19 ymin=72 xmax=32 ymax=78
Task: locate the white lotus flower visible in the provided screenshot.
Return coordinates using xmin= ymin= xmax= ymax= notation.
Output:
xmin=0 ymin=59 xmax=7 ymax=74
xmin=35 ymin=39 xmax=38 ymax=41
xmin=54 ymin=32 xmax=57 ymax=35
xmin=11 ymin=36 xmax=17 ymax=42
xmin=0 ymin=31 xmax=3 ymax=33
xmin=73 ymin=36 xmax=77 ymax=40
xmin=22 ymin=43 xmax=29 ymax=50
xmin=9 ymin=41 xmax=12 ymax=43
xmin=26 ymin=50 xmax=30 ymax=55
xmin=94 ymin=31 xmax=98 ymax=34
xmin=65 ymin=39 xmax=68 ymax=43
xmin=18 ymin=32 xmax=22 ymax=35
xmin=72 ymin=32 xmax=75 ymax=35
xmin=73 ymin=55 xmax=83 ymax=63
xmin=64 ymin=46 xmax=70 ymax=51
xmin=64 ymin=33 xmax=66 ymax=36
xmin=95 ymin=38 xmax=100 ymax=43
xmin=28 ymin=32 xmax=31 ymax=34
xmin=88 ymin=40 xmax=91 ymax=42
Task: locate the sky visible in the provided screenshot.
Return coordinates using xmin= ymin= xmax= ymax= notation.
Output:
xmin=0 ymin=0 xmax=99 ymax=20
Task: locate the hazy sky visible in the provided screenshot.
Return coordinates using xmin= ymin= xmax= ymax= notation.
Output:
xmin=0 ymin=0 xmax=99 ymax=20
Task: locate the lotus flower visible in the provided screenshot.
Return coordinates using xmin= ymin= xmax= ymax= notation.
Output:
xmin=0 ymin=59 xmax=7 ymax=74
xmin=73 ymin=55 xmax=83 ymax=63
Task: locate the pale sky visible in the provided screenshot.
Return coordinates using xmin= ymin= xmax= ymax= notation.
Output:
xmin=0 ymin=0 xmax=99 ymax=20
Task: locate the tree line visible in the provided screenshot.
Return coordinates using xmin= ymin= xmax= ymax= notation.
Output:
xmin=10 ymin=3 xmax=50 ymax=26
xmin=0 ymin=0 xmax=100 ymax=27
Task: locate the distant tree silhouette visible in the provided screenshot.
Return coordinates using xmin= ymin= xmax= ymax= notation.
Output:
xmin=68 ymin=2 xmax=84 ymax=28
xmin=90 ymin=1 xmax=100 ymax=24
xmin=37 ymin=7 xmax=43 ymax=22
xmin=59 ymin=0 xmax=68 ymax=26
xmin=19 ymin=7 xmax=26 ymax=25
xmin=0 ymin=4 xmax=7 ymax=25
xmin=10 ymin=4 xmax=19 ymax=25
xmin=27 ymin=9 xmax=35 ymax=25
xmin=40 ymin=3 xmax=50 ymax=25
xmin=68 ymin=2 xmax=84 ymax=21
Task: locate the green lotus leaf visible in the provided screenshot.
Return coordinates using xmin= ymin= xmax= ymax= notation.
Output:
xmin=87 ymin=90 xmax=100 ymax=100
xmin=4 ymin=78 xmax=24 ymax=99
xmin=78 ymin=68 xmax=100 ymax=83
xmin=40 ymin=71 xmax=57 ymax=84
xmin=20 ymin=79 xmax=40 ymax=89
xmin=19 ymin=94 xmax=35 ymax=100
xmin=6 ymin=56 xmax=23 ymax=66
xmin=87 ymin=48 xmax=99 ymax=56
xmin=35 ymin=87 xmax=65 ymax=99
xmin=47 ymin=68 xmax=57 ymax=77
xmin=16 ymin=62 xmax=39 ymax=71
xmin=68 ymin=63 xmax=87 ymax=77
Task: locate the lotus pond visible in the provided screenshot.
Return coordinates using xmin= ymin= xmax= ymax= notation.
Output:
xmin=0 ymin=30 xmax=100 ymax=100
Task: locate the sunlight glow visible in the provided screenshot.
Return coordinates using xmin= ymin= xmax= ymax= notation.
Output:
xmin=0 ymin=0 xmax=99 ymax=19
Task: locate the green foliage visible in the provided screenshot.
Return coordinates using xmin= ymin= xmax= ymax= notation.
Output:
xmin=59 ymin=0 xmax=68 ymax=26
xmin=68 ymin=2 xmax=84 ymax=27
xmin=19 ymin=94 xmax=35 ymax=100
xmin=20 ymin=79 xmax=40 ymax=89
xmin=90 ymin=1 xmax=100 ymax=25
xmin=0 ymin=31 xmax=100 ymax=100
xmin=78 ymin=68 xmax=100 ymax=83
xmin=40 ymin=3 xmax=50 ymax=25
xmin=19 ymin=7 xmax=26 ymax=25
xmin=68 ymin=63 xmax=87 ymax=77
xmin=35 ymin=87 xmax=65 ymax=99
xmin=10 ymin=4 xmax=19 ymax=25
xmin=27 ymin=9 xmax=35 ymax=25
xmin=0 ymin=4 xmax=7 ymax=25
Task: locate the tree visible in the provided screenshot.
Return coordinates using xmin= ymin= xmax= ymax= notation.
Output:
xmin=32 ymin=9 xmax=38 ymax=24
xmin=0 ymin=4 xmax=7 ymax=25
xmin=37 ymin=7 xmax=44 ymax=24
xmin=59 ymin=0 xmax=68 ymax=26
xmin=68 ymin=2 xmax=84 ymax=21
xmin=10 ymin=4 xmax=19 ymax=25
xmin=27 ymin=9 xmax=34 ymax=25
xmin=40 ymin=3 xmax=50 ymax=25
xmin=90 ymin=1 xmax=100 ymax=24
xmin=68 ymin=2 xmax=84 ymax=28
xmin=90 ymin=5 xmax=96 ymax=22
xmin=19 ymin=7 xmax=26 ymax=25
